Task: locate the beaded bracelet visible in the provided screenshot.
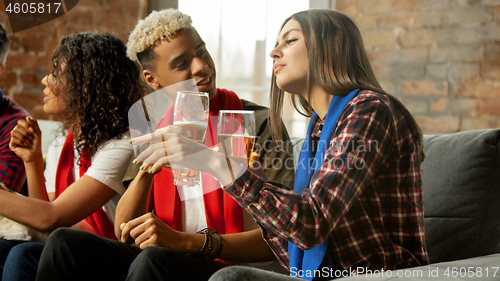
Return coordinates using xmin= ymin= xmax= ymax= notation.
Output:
xmin=201 ymin=230 xmax=213 ymax=258
xmin=191 ymin=228 xmax=210 ymax=256
xmin=210 ymin=230 xmax=223 ymax=260
xmin=194 ymin=228 xmax=224 ymax=260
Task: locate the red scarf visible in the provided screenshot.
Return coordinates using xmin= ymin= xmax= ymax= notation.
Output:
xmin=55 ymin=130 xmax=117 ymax=240
xmin=152 ymin=88 xmax=244 ymax=234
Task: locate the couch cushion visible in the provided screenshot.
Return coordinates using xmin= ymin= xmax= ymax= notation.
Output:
xmin=422 ymin=129 xmax=500 ymax=264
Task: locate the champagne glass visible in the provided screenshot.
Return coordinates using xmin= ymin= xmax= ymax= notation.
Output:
xmin=217 ymin=110 xmax=256 ymax=181
xmin=172 ymin=91 xmax=209 ymax=186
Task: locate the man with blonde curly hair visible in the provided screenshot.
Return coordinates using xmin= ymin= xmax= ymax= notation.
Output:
xmin=35 ymin=8 xmax=294 ymax=281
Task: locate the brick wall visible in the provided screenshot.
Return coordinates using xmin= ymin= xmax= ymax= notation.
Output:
xmin=1 ymin=0 xmax=499 ymax=134
xmin=335 ymin=0 xmax=500 ymax=134
xmin=0 ymin=0 xmax=140 ymax=120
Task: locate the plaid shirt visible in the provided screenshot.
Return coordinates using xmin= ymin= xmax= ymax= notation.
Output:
xmin=227 ymin=90 xmax=428 ymax=272
xmin=0 ymin=94 xmax=29 ymax=194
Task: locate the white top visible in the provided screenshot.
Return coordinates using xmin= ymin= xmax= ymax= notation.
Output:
xmin=44 ymin=134 xmax=133 ymax=223
xmin=177 ymin=168 xmax=258 ymax=234
xmin=178 ymin=183 xmax=208 ymax=234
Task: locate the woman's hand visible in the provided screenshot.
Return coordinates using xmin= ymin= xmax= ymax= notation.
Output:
xmin=119 ymin=212 xmax=184 ymax=250
xmin=131 ymin=125 xmax=218 ymax=175
xmin=131 ymin=125 xmax=249 ymax=186
xmin=248 ymin=152 xmax=268 ymax=180
xmin=9 ymin=117 xmax=43 ymax=163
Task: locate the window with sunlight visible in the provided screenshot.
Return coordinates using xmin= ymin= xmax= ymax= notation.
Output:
xmin=178 ymin=0 xmax=311 ymax=138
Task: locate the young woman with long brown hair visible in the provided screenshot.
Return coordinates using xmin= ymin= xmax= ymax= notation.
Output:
xmin=126 ymin=9 xmax=428 ymax=281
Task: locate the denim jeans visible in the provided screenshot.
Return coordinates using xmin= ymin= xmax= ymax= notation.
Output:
xmin=0 ymin=239 xmax=23 ymax=280
xmin=2 ymin=242 xmax=44 ymax=281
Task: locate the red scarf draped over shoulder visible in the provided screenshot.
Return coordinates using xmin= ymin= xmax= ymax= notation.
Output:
xmin=152 ymin=88 xmax=244 ymax=234
xmin=55 ymin=130 xmax=117 ymax=240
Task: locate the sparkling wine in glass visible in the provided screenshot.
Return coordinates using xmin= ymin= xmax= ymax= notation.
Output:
xmin=217 ymin=110 xmax=256 ymax=181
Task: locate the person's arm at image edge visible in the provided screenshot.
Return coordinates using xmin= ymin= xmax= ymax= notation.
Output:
xmin=0 ymin=175 xmax=116 ymax=232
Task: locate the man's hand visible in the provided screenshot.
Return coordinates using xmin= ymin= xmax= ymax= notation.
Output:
xmin=119 ymin=212 xmax=183 ymax=250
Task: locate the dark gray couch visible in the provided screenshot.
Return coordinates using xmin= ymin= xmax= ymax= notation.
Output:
xmin=339 ymin=129 xmax=500 ymax=280
xmin=291 ymin=129 xmax=500 ymax=280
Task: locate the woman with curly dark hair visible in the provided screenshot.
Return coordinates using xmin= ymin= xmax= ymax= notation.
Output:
xmin=0 ymin=32 xmax=145 ymax=281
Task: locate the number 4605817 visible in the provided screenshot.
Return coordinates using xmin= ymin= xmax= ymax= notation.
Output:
xmin=6 ymin=2 xmax=62 ymax=14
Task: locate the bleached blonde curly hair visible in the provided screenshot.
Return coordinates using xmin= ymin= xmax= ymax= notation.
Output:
xmin=126 ymin=8 xmax=192 ymax=62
